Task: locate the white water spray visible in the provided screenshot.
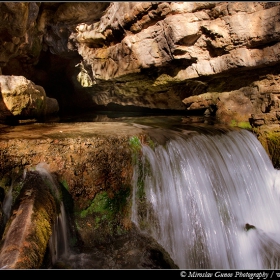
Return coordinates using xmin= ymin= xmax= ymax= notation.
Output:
xmin=131 ymin=128 xmax=280 ymax=269
xmin=2 ymin=185 xmax=13 ymax=225
xmin=34 ymin=163 xmax=70 ymax=264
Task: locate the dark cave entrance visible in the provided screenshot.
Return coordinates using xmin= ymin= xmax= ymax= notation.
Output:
xmin=32 ymin=50 xmax=82 ymax=114
xmin=1 ymin=49 xmax=207 ymax=122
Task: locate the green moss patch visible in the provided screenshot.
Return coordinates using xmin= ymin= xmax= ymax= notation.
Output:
xmin=60 ymin=179 xmax=69 ymax=192
xmin=129 ymin=136 xmax=142 ymax=165
xmin=76 ymin=185 xmax=131 ymax=244
xmin=80 ymin=187 xmax=130 ymax=219
xmin=230 ymin=120 xmax=252 ymax=130
xmin=254 ymin=126 xmax=280 ymax=169
xmin=266 ymin=131 xmax=280 ymax=169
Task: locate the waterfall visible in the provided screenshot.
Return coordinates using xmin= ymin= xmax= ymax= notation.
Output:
xmin=1 ymin=173 xmax=22 ymax=229
xmin=131 ymin=127 xmax=280 ymax=269
xmin=2 ymin=185 xmax=13 ymax=225
xmin=34 ymin=163 xmax=70 ymax=265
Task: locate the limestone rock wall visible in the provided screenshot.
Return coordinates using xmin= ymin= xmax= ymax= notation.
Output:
xmin=2 ymin=3 xmax=280 ymax=268
xmin=182 ymin=72 xmax=280 ymax=127
xmin=0 ymin=2 xmax=279 ymax=128
xmin=0 ymin=2 xmax=279 ymax=144
xmin=74 ymin=2 xmax=280 ymax=79
xmin=0 ymin=2 xmax=110 ymax=122
xmin=70 ymin=1 xmax=280 ymax=125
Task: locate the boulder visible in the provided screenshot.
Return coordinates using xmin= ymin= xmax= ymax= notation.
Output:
xmin=0 ymin=75 xmax=59 ymax=121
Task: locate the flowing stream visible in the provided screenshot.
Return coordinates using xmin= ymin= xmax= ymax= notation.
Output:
xmin=131 ymin=126 xmax=280 ymax=269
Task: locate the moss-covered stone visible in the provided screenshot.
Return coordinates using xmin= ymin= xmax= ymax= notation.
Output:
xmin=75 ymin=185 xmax=132 ymax=245
xmin=263 ymin=132 xmax=280 ymax=169
xmin=254 ymin=125 xmax=280 ymax=169
xmin=0 ymin=169 xmax=25 ymax=207
xmin=0 ymin=171 xmax=57 ymax=269
xmin=230 ymin=120 xmax=252 ymax=130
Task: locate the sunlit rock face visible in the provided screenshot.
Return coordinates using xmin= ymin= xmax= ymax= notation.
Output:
xmin=69 ymin=2 xmax=280 ymax=125
xmin=0 ymin=2 xmax=280 ymax=127
xmin=0 ymin=75 xmax=59 ymax=122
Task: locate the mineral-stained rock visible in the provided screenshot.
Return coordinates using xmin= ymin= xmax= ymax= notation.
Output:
xmin=1 ymin=2 xmax=280 ymax=269
xmin=0 ymin=1 xmax=279 ymax=172
xmin=62 ymin=1 xmax=280 ymax=124
xmin=0 ymin=122 xmax=144 ymax=212
xmin=253 ymin=124 xmax=280 ymax=169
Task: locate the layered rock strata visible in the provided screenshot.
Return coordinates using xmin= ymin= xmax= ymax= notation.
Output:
xmin=0 ymin=2 xmax=280 ymax=130
xmin=69 ymin=2 xmax=280 ymax=128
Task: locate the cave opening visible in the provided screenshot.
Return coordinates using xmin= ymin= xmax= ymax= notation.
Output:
xmin=2 ymin=48 xmax=207 ymax=123
xmin=31 ymin=50 xmax=198 ymax=121
xmin=32 ymin=50 xmax=82 ymax=115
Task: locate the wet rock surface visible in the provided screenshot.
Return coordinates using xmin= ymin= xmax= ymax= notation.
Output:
xmin=0 ymin=116 xmax=279 ymax=269
xmin=42 ymin=226 xmax=178 ymax=269
xmin=0 ymin=119 xmax=180 ymax=269
xmin=0 ymin=170 xmax=56 ymax=269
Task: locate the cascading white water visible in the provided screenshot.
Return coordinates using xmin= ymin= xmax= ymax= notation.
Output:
xmin=131 ymin=127 xmax=280 ymax=269
xmin=2 ymin=185 xmax=13 ymax=225
xmin=34 ymin=163 xmax=70 ymax=264
xmin=48 ymin=203 xmax=70 ymax=264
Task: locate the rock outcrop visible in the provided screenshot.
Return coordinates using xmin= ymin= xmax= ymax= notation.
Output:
xmin=67 ymin=1 xmax=280 ymax=127
xmin=0 ymin=75 xmax=59 ymax=122
xmin=182 ymin=73 xmax=280 ymax=127
xmin=0 ymin=122 xmax=144 ymax=252
xmin=1 ymin=2 xmax=280 ymax=268
xmin=0 ymin=2 xmax=280 ymax=130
